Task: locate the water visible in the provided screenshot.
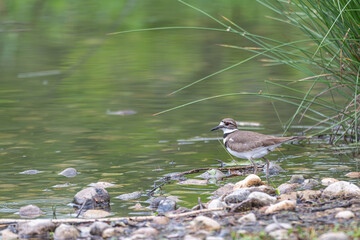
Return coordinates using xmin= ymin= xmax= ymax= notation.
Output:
xmin=0 ymin=0 xmax=359 ymax=219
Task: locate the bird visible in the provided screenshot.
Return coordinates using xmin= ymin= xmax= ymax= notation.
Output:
xmin=211 ymin=118 xmax=305 ymax=183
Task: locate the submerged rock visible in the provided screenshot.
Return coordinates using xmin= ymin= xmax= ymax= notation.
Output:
xmin=58 ymin=168 xmax=78 ymax=177
xmin=233 ymin=174 xmax=264 ymax=189
xmin=19 ymin=204 xmax=43 ymax=218
xmin=321 ymin=181 xmax=360 ymax=199
xmin=116 ymin=191 xmax=142 ymax=200
xmin=178 ymin=179 xmax=208 ymax=185
xmin=150 ymin=197 xmax=176 ymax=213
xmin=19 ymin=170 xmax=42 ymax=175
xmin=198 ymin=169 xmax=225 ymax=181
xmin=73 ymin=187 xmax=110 ymax=209
xmin=54 ymin=224 xmax=80 ymax=240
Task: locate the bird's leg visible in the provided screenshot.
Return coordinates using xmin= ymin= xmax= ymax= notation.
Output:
xmin=263 ymin=157 xmax=270 ymax=185
xmin=249 ymin=157 xmax=257 ymax=174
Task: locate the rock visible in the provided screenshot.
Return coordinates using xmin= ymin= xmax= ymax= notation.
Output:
xmin=132 ymin=227 xmax=159 ymax=238
xmin=178 ymin=179 xmax=208 ymax=185
xmin=238 ymin=213 xmax=256 ymax=224
xmin=102 ymin=227 xmax=124 ymax=238
xmin=321 ymin=178 xmax=339 ymax=186
xmin=208 ymin=199 xmax=226 ymax=209
xmin=289 ymin=175 xmax=305 ymax=183
xmin=269 ymin=229 xmax=291 ymax=240
xmin=335 ymin=210 xmax=355 ymax=219
xmin=278 ymin=192 xmax=297 ymax=202
xmin=318 ymin=232 xmax=349 ymax=240
xmin=248 ymin=185 xmax=277 ymax=195
xmin=150 ymin=197 xmax=176 ymax=213
xmin=277 ymin=183 xmax=298 ymax=194
xmin=302 ymin=179 xmax=319 ymax=189
xmin=321 ymin=181 xmax=360 ymax=199
xmin=265 ymin=222 xmax=292 ymax=232
xmin=1 ymin=229 xmax=18 ymax=240
xmin=231 ymin=197 xmax=268 ymax=212
xmin=190 ymin=216 xmax=221 ymax=231
xmin=153 ymin=216 xmax=170 ymax=225
xmin=18 ymin=220 xmax=56 ymax=238
xmin=116 ymin=191 xmax=142 ymax=200
xmin=266 ymin=162 xmax=285 ymax=175
xmin=53 ymin=224 xmax=80 ymax=240
xmin=19 ymin=170 xmax=42 ymax=175
xmin=19 ymin=204 xmax=43 ymax=218
xmin=83 ymin=209 xmax=111 ymax=218
xmin=198 ymin=169 xmax=225 ymax=181
xmin=73 ymin=187 xmax=110 ymax=209
xmin=233 ymin=174 xmax=264 ymax=189
xmin=89 ymin=222 xmax=110 ymax=236
xmin=224 ymin=189 xmax=250 ymax=204
xmin=213 ymin=183 xmax=234 ymax=198
xmin=297 ymin=190 xmax=321 ymax=201
xmin=265 ymin=200 xmax=296 ymax=214
xmin=247 ymin=191 xmax=276 ymax=205
xmin=345 ymin=172 xmax=360 ymax=178
xmin=58 ymin=168 xmax=78 ymax=177
xmin=89 ymin=181 xmax=115 ymax=188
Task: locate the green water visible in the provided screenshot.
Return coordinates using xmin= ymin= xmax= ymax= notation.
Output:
xmin=0 ymin=0 xmax=358 ymax=219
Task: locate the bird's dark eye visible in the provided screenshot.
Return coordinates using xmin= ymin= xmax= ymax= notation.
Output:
xmin=225 ymin=122 xmax=230 ymax=126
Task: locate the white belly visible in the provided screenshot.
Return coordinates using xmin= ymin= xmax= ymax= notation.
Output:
xmin=226 ymin=143 xmax=281 ymax=160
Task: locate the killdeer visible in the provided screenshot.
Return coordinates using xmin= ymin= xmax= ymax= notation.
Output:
xmin=211 ymin=118 xmax=304 ymax=183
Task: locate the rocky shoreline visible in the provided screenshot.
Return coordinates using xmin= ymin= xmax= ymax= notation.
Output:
xmin=1 ymin=170 xmax=360 ymax=239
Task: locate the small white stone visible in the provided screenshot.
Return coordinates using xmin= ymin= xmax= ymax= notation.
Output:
xmin=321 ymin=178 xmax=339 ymax=186
xmin=248 ymin=191 xmax=276 ymax=205
xmin=318 ymin=232 xmax=349 ymax=240
xmin=238 ymin=213 xmax=256 ymax=224
xmin=208 ymin=199 xmax=226 ymax=209
xmin=265 ymin=222 xmax=292 ymax=233
xmin=321 ymin=181 xmax=360 ymax=199
xmin=233 ymin=174 xmax=264 ymax=189
xmin=190 ymin=216 xmax=221 ymax=231
xmin=335 ymin=210 xmax=355 ymax=219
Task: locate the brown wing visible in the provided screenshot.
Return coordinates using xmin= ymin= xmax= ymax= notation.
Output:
xmin=226 ymin=131 xmax=296 ymax=152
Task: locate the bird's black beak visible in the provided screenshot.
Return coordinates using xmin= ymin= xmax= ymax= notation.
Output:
xmin=210 ymin=125 xmax=221 ymax=131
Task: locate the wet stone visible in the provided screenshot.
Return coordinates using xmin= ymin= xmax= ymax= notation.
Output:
xmin=150 ymin=197 xmax=176 ymax=213
xmin=224 ymin=189 xmax=250 ymax=204
xmin=54 ymin=224 xmax=80 ymax=240
xmin=18 ymin=220 xmax=56 ymax=238
xmin=19 ymin=204 xmax=43 ymax=218
xmin=212 ymin=183 xmax=234 ymax=199
xmin=58 ymin=168 xmax=78 ymax=177
xmin=301 ymin=179 xmax=319 ymax=189
xmin=83 ymin=209 xmax=111 ymax=218
xmin=116 ymin=191 xmax=142 ymax=200
xmin=73 ymin=187 xmax=110 ymax=209
xmin=198 ymin=169 xmax=225 ymax=181
xmin=289 ymin=175 xmax=305 ymax=184
xmin=266 ymin=162 xmax=285 ymax=175
xmin=19 ymin=170 xmax=42 ymax=175
xmin=89 ymin=222 xmax=110 ymax=236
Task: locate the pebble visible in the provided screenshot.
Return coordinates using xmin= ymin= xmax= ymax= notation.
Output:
xmin=89 ymin=222 xmax=110 ymax=236
xmin=18 ymin=220 xmax=56 ymax=238
xmin=345 ymin=172 xmax=360 ymax=178
xmin=213 ymin=183 xmax=234 ymax=198
xmin=233 ymin=174 xmax=264 ymax=189
xmin=335 ymin=210 xmax=355 ymax=219
xmin=247 ymin=191 xmax=276 ymax=205
xmin=102 ymin=227 xmax=124 ymax=238
xmin=83 ymin=209 xmax=112 ymax=218
xmin=301 ymin=179 xmax=319 ymax=189
xmin=224 ymin=189 xmax=250 ymax=204
xmin=132 ymin=227 xmax=159 ymax=238
xmin=289 ymin=175 xmax=305 ymax=183
xmin=53 ymin=224 xmax=80 ymax=240
xmin=190 ymin=216 xmax=221 ymax=231
xmin=297 ymin=190 xmax=321 ymax=201
xmin=198 ymin=169 xmax=225 ymax=181
xmin=1 ymin=229 xmax=18 ymax=240
xmin=58 ymin=168 xmax=78 ymax=177
xmin=321 ymin=178 xmax=339 ymax=186
xmin=277 ymin=183 xmax=298 ymax=194
xmin=248 ymin=185 xmax=277 ymax=195
xmin=19 ymin=204 xmax=43 ymax=218
xmin=268 ymin=229 xmax=291 ymax=240
xmin=150 ymin=197 xmax=177 ymax=213
xmin=265 ymin=200 xmax=296 ymax=214
xmin=73 ymin=187 xmax=110 ymax=209
xmin=238 ymin=213 xmax=256 ymax=224
xmin=265 ymin=222 xmax=292 ymax=232
xmin=116 ymin=191 xmax=142 ymax=200
xmin=278 ymin=192 xmax=297 ymax=202
xmin=208 ymin=199 xmax=226 ymax=209
xmin=318 ymin=232 xmax=349 ymax=240
xmin=153 ymin=216 xmax=170 ymax=225
xmin=321 ymin=181 xmax=360 ymax=199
